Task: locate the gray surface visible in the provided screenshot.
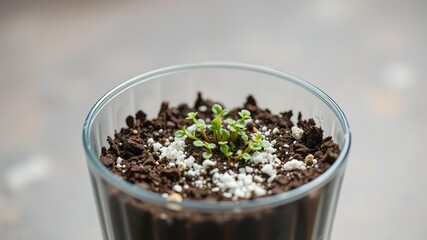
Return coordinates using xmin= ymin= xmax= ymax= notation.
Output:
xmin=0 ymin=1 xmax=426 ymax=239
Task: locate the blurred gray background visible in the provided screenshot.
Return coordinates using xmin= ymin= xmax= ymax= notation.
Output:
xmin=1 ymin=0 xmax=426 ymax=239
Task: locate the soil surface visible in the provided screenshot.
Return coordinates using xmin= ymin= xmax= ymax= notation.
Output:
xmin=100 ymin=93 xmax=340 ymax=201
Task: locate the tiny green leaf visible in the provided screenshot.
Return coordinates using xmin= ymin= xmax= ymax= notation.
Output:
xmin=220 ymin=128 xmax=230 ymax=139
xmin=202 ymin=152 xmax=212 ymax=159
xmin=207 ymin=143 xmax=216 ymax=149
xmin=218 ymin=141 xmax=228 ymax=145
xmin=221 ymin=108 xmax=230 ymax=116
xmin=220 ymin=144 xmax=229 ymax=154
xmin=229 ymin=126 xmax=236 ymax=132
xmin=174 ymin=130 xmax=185 ymax=138
xmin=197 ymin=119 xmax=206 ymax=127
xmin=210 ymin=118 xmax=221 ymax=131
xmin=236 ymin=150 xmax=242 ymax=155
xmin=236 ymin=119 xmax=246 ymax=128
xmin=212 ymin=104 xmax=222 ymax=115
xmin=193 ymin=140 xmax=205 ymax=147
xmin=186 ymin=112 xmax=198 ymax=120
xmin=238 ymin=110 xmax=251 ymax=119
xmin=242 ymin=153 xmax=251 ymax=160
xmin=261 ymin=141 xmax=271 ymax=149
xmin=249 ymin=142 xmax=262 ymax=151
xmin=226 ymin=119 xmax=236 ymax=125
xmin=254 ymin=133 xmax=264 ymax=140
xmin=240 ymin=133 xmax=248 ymax=142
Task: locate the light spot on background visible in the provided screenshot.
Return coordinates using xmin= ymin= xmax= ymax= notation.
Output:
xmin=0 ymin=194 xmax=19 ymax=226
xmin=3 ymin=155 xmax=52 ymax=193
xmin=381 ymin=62 xmax=416 ymax=90
xmin=368 ymin=90 xmax=403 ymax=116
xmin=373 ymin=28 xmax=403 ymax=56
xmin=312 ymin=0 xmax=354 ymax=23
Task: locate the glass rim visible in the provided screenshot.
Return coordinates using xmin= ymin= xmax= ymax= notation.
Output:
xmin=82 ymin=62 xmax=351 ymax=212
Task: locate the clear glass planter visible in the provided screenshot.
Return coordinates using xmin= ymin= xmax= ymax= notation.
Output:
xmin=83 ymin=62 xmax=351 ymax=240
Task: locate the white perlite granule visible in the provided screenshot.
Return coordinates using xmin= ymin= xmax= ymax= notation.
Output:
xmin=147 ymin=138 xmax=154 ymax=144
xmin=291 ymin=126 xmax=304 ymax=140
xmin=161 ymin=193 xmax=169 ymax=198
xmin=283 ymin=159 xmax=306 ymax=171
xmin=261 ymin=164 xmax=274 ymax=176
xmin=116 ymin=157 xmax=123 ymax=165
xmin=245 ymin=166 xmax=254 ymax=173
xmin=173 ymin=184 xmax=182 ymax=193
xmin=202 ymin=159 xmax=216 ymax=169
xmin=198 ymin=105 xmax=208 ymax=111
xmin=184 ymin=156 xmax=195 ymax=168
xmin=153 ymin=142 xmax=162 ymax=151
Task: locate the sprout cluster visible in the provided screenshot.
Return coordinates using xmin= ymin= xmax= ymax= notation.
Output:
xmin=175 ymin=104 xmax=270 ymax=160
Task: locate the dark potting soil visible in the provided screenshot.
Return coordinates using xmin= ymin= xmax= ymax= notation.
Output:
xmin=99 ymin=93 xmax=340 ymax=202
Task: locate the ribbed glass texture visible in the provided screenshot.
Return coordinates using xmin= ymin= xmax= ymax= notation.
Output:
xmin=83 ymin=62 xmax=351 ymax=240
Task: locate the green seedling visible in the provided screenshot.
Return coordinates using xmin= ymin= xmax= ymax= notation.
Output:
xmin=186 ymin=112 xmax=209 ymax=141
xmin=233 ymin=149 xmax=252 ymax=161
xmin=174 ymin=126 xmax=198 ymax=140
xmin=174 ymin=103 xmax=271 ymax=161
xmin=227 ymin=109 xmax=251 ymax=143
xmin=218 ymin=141 xmax=233 ymax=157
xmin=244 ymin=133 xmax=270 ymax=153
xmin=193 ymin=140 xmax=216 ymax=159
xmin=210 ymin=104 xmax=230 ymax=142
